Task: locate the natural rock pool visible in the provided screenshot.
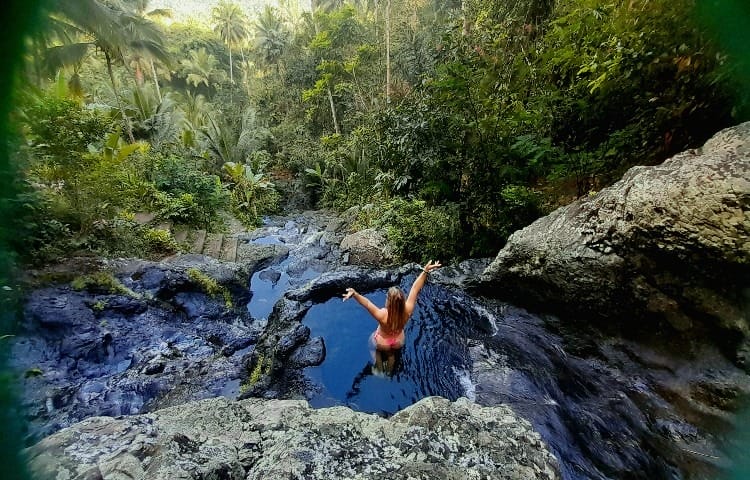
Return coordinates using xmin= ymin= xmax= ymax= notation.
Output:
xmin=13 ymin=212 xmax=750 ymax=480
xmin=302 ymin=285 xmax=472 ymax=415
xmin=286 ymin=279 xmax=750 ymax=480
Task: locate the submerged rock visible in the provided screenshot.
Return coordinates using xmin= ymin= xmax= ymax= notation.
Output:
xmin=25 ymin=396 xmax=560 ymax=480
xmin=478 ymin=122 xmax=750 ymax=358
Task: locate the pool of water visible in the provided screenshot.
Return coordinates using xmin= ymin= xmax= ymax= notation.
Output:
xmin=242 ymin=218 xmax=746 ymax=479
xmin=297 ymin=280 xmax=742 ymax=480
xmin=303 ymin=281 xmax=474 ymax=416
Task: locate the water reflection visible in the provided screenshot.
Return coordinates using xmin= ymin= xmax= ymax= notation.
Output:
xmin=300 ymin=280 xmax=750 ymax=479
xmin=303 ymin=283 xmax=469 ymax=416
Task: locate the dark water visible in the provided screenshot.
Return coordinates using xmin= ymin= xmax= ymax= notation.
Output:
xmin=244 ymin=218 xmax=749 ymax=480
xmin=295 ymin=280 xmax=748 ymax=480
xmin=246 ymin=237 xmax=319 ymax=321
xmin=302 ymin=283 xmax=472 ymax=415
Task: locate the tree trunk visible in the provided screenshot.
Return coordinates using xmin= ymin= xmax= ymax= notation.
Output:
xmin=462 ymin=0 xmax=472 ymax=36
xmin=134 ymin=63 xmax=144 ymax=86
xmin=327 ymin=86 xmax=340 ymax=135
xmin=385 ymin=0 xmax=391 ymax=103
xmin=229 ymin=45 xmax=234 ymax=84
xmin=106 ymin=51 xmax=135 ymax=143
xmin=150 ymin=58 xmax=162 ymax=103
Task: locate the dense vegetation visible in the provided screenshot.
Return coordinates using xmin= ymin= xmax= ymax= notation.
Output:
xmin=9 ymin=0 xmax=747 ymax=264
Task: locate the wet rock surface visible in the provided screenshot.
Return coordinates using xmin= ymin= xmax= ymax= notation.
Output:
xmin=12 ymin=255 xmax=267 ymax=443
xmin=340 ymin=227 xmax=396 ymax=267
xmin=241 ymin=251 xmax=750 ymax=479
xmin=12 ymin=211 xmax=347 ymax=444
xmin=15 ymin=196 xmax=750 ymax=480
xmin=25 ymin=396 xmax=560 ymax=480
xmin=478 ymin=122 xmax=750 ymax=360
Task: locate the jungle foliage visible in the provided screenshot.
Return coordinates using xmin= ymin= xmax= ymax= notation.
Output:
xmin=9 ymin=0 xmax=747 ymax=263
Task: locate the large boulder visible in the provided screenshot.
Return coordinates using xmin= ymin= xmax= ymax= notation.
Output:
xmin=478 ymin=123 xmax=750 ymax=351
xmin=25 ymin=396 xmax=560 ymax=480
xmin=340 ymin=228 xmax=396 ymax=267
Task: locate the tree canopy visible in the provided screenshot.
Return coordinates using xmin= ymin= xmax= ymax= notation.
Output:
xmin=6 ymin=0 xmax=747 ymax=262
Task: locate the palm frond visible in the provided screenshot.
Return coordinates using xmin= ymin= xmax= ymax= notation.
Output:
xmin=44 ymin=42 xmax=93 ymax=73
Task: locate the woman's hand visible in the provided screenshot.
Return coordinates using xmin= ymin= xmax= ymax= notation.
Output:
xmin=342 ymin=287 xmax=356 ymax=301
xmin=423 ymin=260 xmax=442 ymax=273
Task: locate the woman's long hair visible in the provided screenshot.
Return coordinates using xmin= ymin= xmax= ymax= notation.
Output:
xmin=384 ymin=287 xmax=407 ymax=334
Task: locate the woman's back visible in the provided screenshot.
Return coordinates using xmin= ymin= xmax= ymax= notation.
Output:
xmin=343 ymin=260 xmax=442 ymax=349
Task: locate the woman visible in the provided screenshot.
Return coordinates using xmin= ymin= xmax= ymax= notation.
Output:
xmin=342 ymin=260 xmax=442 ymax=351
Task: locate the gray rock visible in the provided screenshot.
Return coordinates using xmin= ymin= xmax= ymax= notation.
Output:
xmin=236 ymin=242 xmax=290 ymax=271
xmin=172 ymin=292 xmax=224 ymax=320
xmin=24 ymin=288 xmax=95 ymax=328
xmin=25 ymin=396 xmax=560 ymax=480
xmin=288 ymin=336 xmax=326 ymax=368
xmin=258 ymin=269 xmax=282 ymax=284
xmin=340 ymin=228 xmax=396 ymax=267
xmin=123 ymin=254 xmax=253 ymax=304
xmin=12 ymin=259 xmax=265 ymax=443
xmin=275 ymin=324 xmax=311 ymax=358
xmin=478 ymin=122 xmax=750 ymax=343
xmin=285 ymin=266 xmax=404 ymax=302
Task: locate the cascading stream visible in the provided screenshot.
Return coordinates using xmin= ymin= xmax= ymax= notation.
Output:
xmin=246 ymin=214 xmax=749 ymax=480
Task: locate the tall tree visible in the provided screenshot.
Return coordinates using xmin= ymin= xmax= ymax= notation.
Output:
xmin=385 ymin=0 xmax=391 ymax=102
xmin=180 ymin=47 xmax=227 ymax=91
xmin=211 ymin=0 xmax=248 ymax=85
xmin=127 ymin=0 xmax=173 ymax=102
xmin=45 ymin=0 xmax=170 ymax=142
xmin=254 ymin=5 xmax=290 ymax=75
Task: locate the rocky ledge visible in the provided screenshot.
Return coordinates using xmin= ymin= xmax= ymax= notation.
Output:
xmin=478 ymin=122 xmax=750 ymax=364
xmin=11 ymin=250 xmax=288 ymax=443
xmin=25 ymin=395 xmax=559 ymax=480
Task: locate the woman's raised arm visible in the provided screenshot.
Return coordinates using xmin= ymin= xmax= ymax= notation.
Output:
xmin=405 ymin=260 xmax=442 ymax=314
xmin=343 ymin=287 xmax=385 ymax=322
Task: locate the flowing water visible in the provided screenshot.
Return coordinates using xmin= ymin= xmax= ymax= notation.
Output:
xmin=247 ymin=215 xmax=750 ymax=480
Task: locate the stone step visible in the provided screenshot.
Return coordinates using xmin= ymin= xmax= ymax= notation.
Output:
xmin=173 ymin=230 xmax=188 ymax=244
xmin=190 ymin=230 xmax=207 ymax=254
xmin=203 ymin=233 xmax=223 ymax=258
xmin=220 ymin=236 xmax=238 ymax=262
xmin=134 ymin=212 xmax=156 ymax=225
xmin=154 ymin=221 xmax=173 ymax=232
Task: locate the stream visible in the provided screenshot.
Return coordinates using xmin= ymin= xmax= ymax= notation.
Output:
xmin=10 ymin=212 xmax=750 ymax=479
xmin=246 ymin=214 xmax=750 ymax=480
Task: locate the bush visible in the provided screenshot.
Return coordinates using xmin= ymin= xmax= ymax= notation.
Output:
xmin=143 ymin=228 xmax=178 ymax=254
xmin=376 ymin=198 xmax=462 ymax=263
xmin=222 ymin=162 xmax=280 ymax=227
xmin=22 ymin=96 xmax=111 ymax=162
xmin=71 ymin=271 xmax=137 ymax=297
xmin=150 ymin=155 xmax=229 ymax=228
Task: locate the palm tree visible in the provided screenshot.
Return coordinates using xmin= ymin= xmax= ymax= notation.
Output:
xmin=254 ymin=5 xmax=290 ymax=75
xmin=201 ymin=107 xmax=265 ymax=170
xmin=176 ymin=91 xmax=209 ymax=127
xmin=128 ymin=0 xmax=173 ymax=102
xmin=180 ymin=48 xmax=227 ymax=90
xmin=45 ymin=0 xmax=171 ymax=142
xmin=210 ymin=1 xmax=249 ymax=85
